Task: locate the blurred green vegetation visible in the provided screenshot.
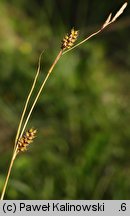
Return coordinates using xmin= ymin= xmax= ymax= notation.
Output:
xmin=0 ymin=0 xmax=130 ymax=199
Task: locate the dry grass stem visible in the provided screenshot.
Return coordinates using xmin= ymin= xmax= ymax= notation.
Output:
xmin=14 ymin=51 xmax=44 ymax=151
xmin=19 ymin=50 xmax=63 ymax=139
xmin=0 ymin=2 xmax=127 ymax=200
xmin=0 ymin=148 xmax=17 ymax=200
xmin=0 ymin=50 xmax=63 ymax=200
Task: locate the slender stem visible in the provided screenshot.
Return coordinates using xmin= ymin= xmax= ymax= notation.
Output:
xmin=0 ymin=147 xmax=18 ymax=200
xmin=0 ymin=50 xmax=62 ymax=200
xmin=14 ymin=51 xmax=44 ymax=151
xmin=19 ymin=50 xmax=63 ymax=138
xmin=1 ymin=2 xmax=127 ymax=200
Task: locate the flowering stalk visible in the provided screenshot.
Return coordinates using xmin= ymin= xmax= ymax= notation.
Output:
xmin=63 ymin=2 xmax=128 ymax=55
xmin=0 ymin=2 xmax=127 ymax=200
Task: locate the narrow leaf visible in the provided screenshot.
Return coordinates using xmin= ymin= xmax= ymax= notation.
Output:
xmin=102 ymin=13 xmax=112 ymax=28
xmin=112 ymin=2 xmax=128 ymax=22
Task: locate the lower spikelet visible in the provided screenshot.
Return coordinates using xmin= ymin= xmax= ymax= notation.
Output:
xmin=17 ymin=128 xmax=37 ymax=153
xmin=61 ymin=28 xmax=78 ymax=50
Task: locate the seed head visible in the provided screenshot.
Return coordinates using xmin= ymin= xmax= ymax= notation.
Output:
xmin=17 ymin=128 xmax=37 ymax=153
xmin=61 ymin=28 xmax=78 ymax=50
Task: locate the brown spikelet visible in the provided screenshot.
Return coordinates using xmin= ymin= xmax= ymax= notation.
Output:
xmin=17 ymin=128 xmax=37 ymax=153
xmin=61 ymin=28 xmax=78 ymax=50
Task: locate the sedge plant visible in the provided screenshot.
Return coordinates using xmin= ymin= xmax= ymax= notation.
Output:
xmin=0 ymin=2 xmax=127 ymax=200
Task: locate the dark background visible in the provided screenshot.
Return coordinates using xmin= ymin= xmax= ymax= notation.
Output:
xmin=0 ymin=0 xmax=130 ymax=199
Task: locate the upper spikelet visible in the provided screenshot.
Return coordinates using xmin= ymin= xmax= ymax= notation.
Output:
xmin=61 ymin=28 xmax=78 ymax=50
xmin=17 ymin=128 xmax=37 ymax=153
